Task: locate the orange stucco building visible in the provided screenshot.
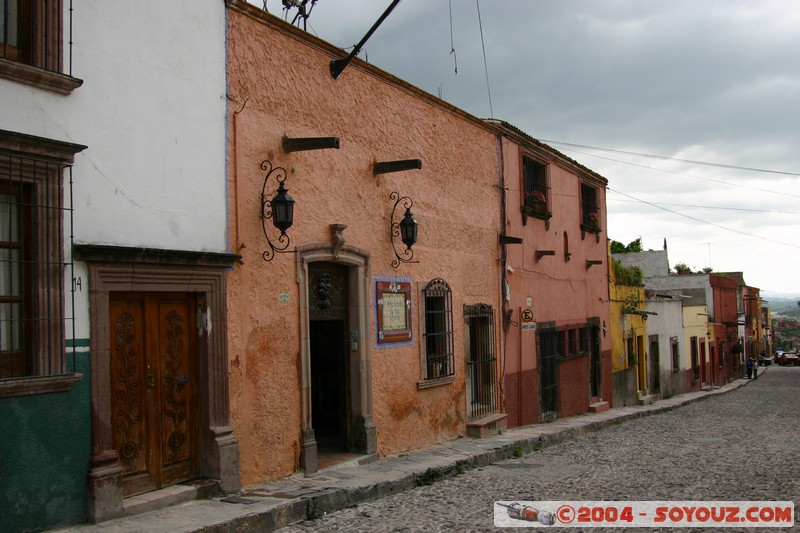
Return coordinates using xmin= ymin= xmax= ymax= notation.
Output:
xmin=225 ymin=2 xmax=504 ymax=485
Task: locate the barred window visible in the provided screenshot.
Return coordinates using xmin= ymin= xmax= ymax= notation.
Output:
xmin=671 ymin=336 xmax=680 ymax=371
xmin=580 ymin=182 xmax=599 ymax=228
xmin=0 ymin=129 xmax=84 ymax=396
xmin=0 ymin=0 xmax=81 ymax=94
xmin=422 ymin=278 xmax=453 ymax=380
xmin=521 ymin=154 xmax=548 ymax=211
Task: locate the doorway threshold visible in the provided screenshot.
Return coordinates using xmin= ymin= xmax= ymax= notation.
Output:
xmin=122 ymin=479 xmax=221 ymax=517
xmin=318 ymin=450 xmax=377 ymax=472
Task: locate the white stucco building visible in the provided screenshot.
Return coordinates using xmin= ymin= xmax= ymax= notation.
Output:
xmin=0 ymin=2 xmax=239 ymax=528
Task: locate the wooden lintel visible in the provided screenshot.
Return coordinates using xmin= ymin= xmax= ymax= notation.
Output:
xmin=282 ymin=137 xmax=340 ymax=152
xmin=373 ymin=159 xmax=422 ymax=175
xmin=535 ymin=250 xmax=556 ymax=262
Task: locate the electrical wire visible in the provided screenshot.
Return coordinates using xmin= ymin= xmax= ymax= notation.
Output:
xmin=541 ymin=139 xmax=800 ymax=177
xmin=557 ymin=146 xmax=800 ymax=199
xmin=610 ymin=198 xmax=800 ymax=215
xmin=476 ymin=0 xmax=493 ymax=119
xmin=448 ymin=0 xmax=458 ymax=74
xmin=609 ymin=188 xmax=800 ymax=249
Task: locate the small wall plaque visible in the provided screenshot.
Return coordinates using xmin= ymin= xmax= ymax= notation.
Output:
xmin=375 ymin=277 xmax=413 ymax=344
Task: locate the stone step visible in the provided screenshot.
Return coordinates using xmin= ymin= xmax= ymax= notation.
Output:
xmin=466 ymin=413 xmax=508 ymax=439
xmin=589 ymin=401 xmax=610 ymax=413
xmin=122 ymin=479 xmax=222 ymax=518
xmin=637 ymin=394 xmax=655 ymax=405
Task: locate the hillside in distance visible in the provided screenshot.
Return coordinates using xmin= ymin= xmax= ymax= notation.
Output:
xmin=767 ymin=297 xmax=800 ymax=318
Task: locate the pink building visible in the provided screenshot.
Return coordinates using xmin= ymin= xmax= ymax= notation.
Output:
xmin=492 ymin=122 xmax=612 ymax=426
xmin=226 ymin=2 xmax=504 ymax=485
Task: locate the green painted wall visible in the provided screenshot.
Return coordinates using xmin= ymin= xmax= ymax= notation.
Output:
xmin=0 ymin=353 xmax=91 ymax=532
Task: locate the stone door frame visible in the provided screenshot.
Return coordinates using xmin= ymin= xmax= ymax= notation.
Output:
xmin=296 ymin=242 xmax=376 ymax=474
xmin=74 ymin=245 xmax=241 ymax=523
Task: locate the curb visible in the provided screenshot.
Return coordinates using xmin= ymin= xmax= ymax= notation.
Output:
xmin=52 ymin=379 xmax=751 ymax=533
xmin=254 ymin=380 xmax=750 ymax=531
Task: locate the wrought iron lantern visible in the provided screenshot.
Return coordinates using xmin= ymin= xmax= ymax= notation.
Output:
xmin=399 ymin=208 xmax=418 ymax=249
xmin=271 ymin=180 xmax=294 ymax=235
xmin=390 ymin=191 xmax=419 ymax=268
xmin=261 ymin=159 xmax=295 ymax=261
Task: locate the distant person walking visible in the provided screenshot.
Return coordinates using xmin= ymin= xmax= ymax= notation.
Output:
xmin=746 ymin=356 xmax=754 ymax=379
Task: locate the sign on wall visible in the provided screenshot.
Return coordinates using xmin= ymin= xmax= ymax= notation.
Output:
xmin=375 ymin=277 xmax=413 ymax=344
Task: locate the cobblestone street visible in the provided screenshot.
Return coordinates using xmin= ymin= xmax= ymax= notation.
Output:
xmin=280 ymin=367 xmax=800 ymax=532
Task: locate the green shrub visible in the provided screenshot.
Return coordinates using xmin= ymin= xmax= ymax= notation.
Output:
xmin=614 ymin=260 xmax=643 ymax=286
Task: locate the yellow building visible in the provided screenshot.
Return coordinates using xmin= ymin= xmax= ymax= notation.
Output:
xmin=609 ymin=257 xmax=648 ymax=406
xmin=682 ymin=304 xmax=709 ymax=391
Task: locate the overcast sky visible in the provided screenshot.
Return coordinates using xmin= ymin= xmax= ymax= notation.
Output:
xmin=263 ymin=0 xmax=800 ymax=297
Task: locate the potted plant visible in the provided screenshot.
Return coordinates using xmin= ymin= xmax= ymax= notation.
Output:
xmin=582 ymin=211 xmax=601 ymax=234
xmin=522 ymin=190 xmax=552 ymax=227
xmin=524 ymin=190 xmax=547 ymax=211
xmin=580 ymin=211 xmax=601 ymax=241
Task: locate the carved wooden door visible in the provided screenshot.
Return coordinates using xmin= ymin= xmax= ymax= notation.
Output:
xmin=110 ymin=292 xmax=199 ymax=497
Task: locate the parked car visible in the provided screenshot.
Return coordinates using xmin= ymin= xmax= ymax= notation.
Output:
xmin=778 ymin=352 xmax=799 ymax=366
xmin=758 ymin=354 xmax=772 ymax=366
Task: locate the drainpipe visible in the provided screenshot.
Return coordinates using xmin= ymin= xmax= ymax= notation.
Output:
xmin=496 ymin=133 xmax=509 ymax=416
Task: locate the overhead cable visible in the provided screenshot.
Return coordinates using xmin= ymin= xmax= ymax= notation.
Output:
xmin=541 ymin=139 xmax=800 ymax=177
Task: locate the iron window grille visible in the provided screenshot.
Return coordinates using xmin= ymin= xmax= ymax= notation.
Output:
xmin=580 ymin=182 xmax=599 ymax=231
xmin=0 ymin=139 xmax=77 ymax=385
xmin=1 ymin=0 xmax=80 ymax=94
xmin=464 ymin=303 xmax=497 ymax=419
xmin=521 ymin=154 xmax=549 ymax=212
xmin=422 ymin=278 xmax=453 ymax=380
xmin=671 ymin=336 xmax=680 ymax=371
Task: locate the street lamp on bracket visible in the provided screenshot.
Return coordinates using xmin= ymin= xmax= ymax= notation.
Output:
xmin=390 ymin=191 xmax=419 ymax=268
xmin=260 ymin=159 xmax=295 ymax=261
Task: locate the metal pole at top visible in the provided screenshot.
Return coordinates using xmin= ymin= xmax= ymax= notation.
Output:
xmin=330 ymin=0 xmax=401 ymax=79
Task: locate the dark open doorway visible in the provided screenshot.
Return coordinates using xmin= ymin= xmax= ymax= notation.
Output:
xmin=310 ymin=318 xmax=348 ymax=449
xmin=649 ymin=336 xmax=661 ymax=394
xmin=590 ymin=324 xmax=601 ymax=399
xmin=308 ymin=262 xmax=350 ymax=454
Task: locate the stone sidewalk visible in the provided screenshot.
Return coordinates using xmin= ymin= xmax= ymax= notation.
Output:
xmin=52 ymin=377 xmax=754 ymax=533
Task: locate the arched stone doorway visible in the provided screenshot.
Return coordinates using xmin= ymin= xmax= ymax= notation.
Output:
xmin=296 ymin=241 xmax=376 ymax=474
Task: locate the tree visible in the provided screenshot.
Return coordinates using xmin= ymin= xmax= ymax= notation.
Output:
xmin=610 ymin=237 xmax=644 ymax=254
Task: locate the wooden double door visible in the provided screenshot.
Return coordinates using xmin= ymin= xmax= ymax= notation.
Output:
xmin=109 ymin=292 xmax=199 ymax=497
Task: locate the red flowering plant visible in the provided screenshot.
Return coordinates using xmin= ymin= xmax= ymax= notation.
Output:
xmin=583 ymin=211 xmax=601 ymax=233
xmin=524 ymin=190 xmax=547 ymax=211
